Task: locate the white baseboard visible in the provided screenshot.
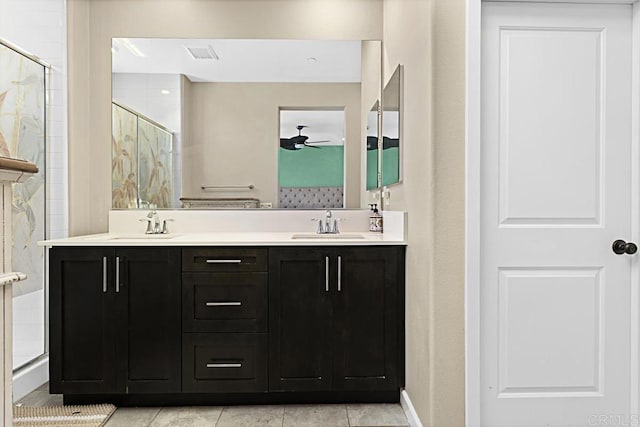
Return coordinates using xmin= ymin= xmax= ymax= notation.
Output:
xmin=12 ymin=356 xmax=48 ymax=402
xmin=401 ymin=388 xmax=423 ymax=427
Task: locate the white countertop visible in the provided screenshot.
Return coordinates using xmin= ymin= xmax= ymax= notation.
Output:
xmin=39 ymin=231 xmax=406 ymax=247
xmin=40 ymin=210 xmax=407 ymax=247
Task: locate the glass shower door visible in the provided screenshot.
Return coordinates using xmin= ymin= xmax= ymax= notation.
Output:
xmin=0 ymin=41 xmax=47 ymax=369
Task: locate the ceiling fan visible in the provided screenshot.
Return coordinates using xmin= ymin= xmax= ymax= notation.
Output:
xmin=280 ymin=125 xmax=329 ymax=151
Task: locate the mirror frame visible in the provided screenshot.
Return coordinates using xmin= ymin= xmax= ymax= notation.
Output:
xmin=380 ymin=64 xmax=403 ymax=188
xmin=366 ymin=100 xmax=381 ymax=191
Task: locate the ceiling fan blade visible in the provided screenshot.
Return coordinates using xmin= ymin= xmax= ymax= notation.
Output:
xmin=305 ymin=140 xmax=330 ymax=144
xmin=304 ymin=144 xmax=322 ymax=149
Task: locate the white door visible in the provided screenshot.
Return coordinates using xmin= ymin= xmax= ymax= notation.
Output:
xmin=481 ymin=2 xmax=633 ymax=426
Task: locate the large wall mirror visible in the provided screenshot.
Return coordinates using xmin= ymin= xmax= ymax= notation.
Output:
xmin=111 ymin=38 xmax=382 ymax=209
xmin=381 ymin=65 xmax=402 ymax=187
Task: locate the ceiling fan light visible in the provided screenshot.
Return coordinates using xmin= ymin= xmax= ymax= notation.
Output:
xmin=294 ymin=143 xmax=305 ymax=149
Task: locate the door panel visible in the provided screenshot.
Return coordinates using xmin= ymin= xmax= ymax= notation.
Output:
xmin=497 ymin=268 xmax=602 ymax=394
xmin=481 ymin=3 xmax=632 ymax=426
xmin=498 ymin=28 xmax=603 ymax=225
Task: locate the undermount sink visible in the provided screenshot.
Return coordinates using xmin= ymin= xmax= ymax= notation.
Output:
xmin=104 ymin=234 xmax=180 ymax=240
xmin=290 ymin=233 xmax=366 ymax=240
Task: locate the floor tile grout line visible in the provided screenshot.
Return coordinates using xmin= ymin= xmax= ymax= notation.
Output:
xmin=281 ymin=405 xmax=285 ymax=427
xmin=146 ymin=406 xmax=163 ymax=427
xmin=214 ymin=406 xmax=225 ymax=427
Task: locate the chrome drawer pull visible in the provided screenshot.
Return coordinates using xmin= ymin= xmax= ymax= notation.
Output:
xmin=325 ymin=256 xmax=329 ymax=292
xmin=205 ymin=259 xmax=242 ymax=264
xmin=206 ymin=363 xmax=242 ymax=368
xmin=115 ymin=256 xmax=120 ymax=293
xmin=338 ymin=255 xmax=342 ymax=292
xmin=102 ymin=257 xmax=107 ymax=293
xmin=206 ymin=301 xmax=242 ymax=307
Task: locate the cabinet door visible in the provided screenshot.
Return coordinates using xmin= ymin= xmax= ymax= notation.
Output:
xmin=115 ymin=248 xmax=181 ymax=393
xmin=269 ymin=247 xmax=332 ymax=391
xmin=49 ymin=247 xmax=116 ymax=394
xmin=332 ymin=247 xmax=401 ymax=391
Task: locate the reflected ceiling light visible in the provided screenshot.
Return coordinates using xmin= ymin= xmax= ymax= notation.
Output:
xmin=161 ymin=89 xmax=170 ymax=95
xmin=114 ymin=38 xmax=145 ymax=57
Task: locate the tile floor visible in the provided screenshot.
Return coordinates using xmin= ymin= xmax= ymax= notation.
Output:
xmin=17 ymin=383 xmax=410 ymax=427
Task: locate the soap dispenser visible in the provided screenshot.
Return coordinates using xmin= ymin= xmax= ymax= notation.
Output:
xmin=369 ymin=204 xmax=383 ymax=233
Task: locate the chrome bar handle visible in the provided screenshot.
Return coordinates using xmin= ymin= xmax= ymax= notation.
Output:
xmin=206 ymin=301 xmax=242 ymax=307
xmin=206 ymin=363 xmax=242 ymax=368
xmin=338 ymin=255 xmax=342 ymax=292
xmin=206 ymin=259 xmax=242 ymax=264
xmin=102 ymin=257 xmax=107 ymax=293
xmin=325 ymin=256 xmax=330 ymax=292
xmin=115 ymin=256 xmax=120 ymax=293
xmin=201 ymin=184 xmax=254 ymax=190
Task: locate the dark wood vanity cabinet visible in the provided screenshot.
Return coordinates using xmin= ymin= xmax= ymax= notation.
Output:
xmin=269 ymin=246 xmax=405 ymax=393
xmin=49 ymin=247 xmax=181 ymax=395
xmin=50 ymin=244 xmax=404 ymax=403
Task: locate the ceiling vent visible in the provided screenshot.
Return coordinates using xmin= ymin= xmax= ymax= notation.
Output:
xmin=186 ymin=46 xmax=219 ymax=60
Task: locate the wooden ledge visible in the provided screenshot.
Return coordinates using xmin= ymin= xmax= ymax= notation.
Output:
xmin=0 ymin=157 xmax=38 ymax=174
xmin=0 ymin=157 xmax=38 ymax=183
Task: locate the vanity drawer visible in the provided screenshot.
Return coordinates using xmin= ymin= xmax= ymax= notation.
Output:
xmin=182 ymin=272 xmax=267 ymax=332
xmin=182 ymin=248 xmax=267 ymax=272
xmin=182 ymin=333 xmax=267 ymax=393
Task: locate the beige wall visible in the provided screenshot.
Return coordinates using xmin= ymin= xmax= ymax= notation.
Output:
xmin=383 ymin=0 xmax=465 ymax=425
xmin=67 ymin=1 xmax=466 ymax=426
xmin=67 ymin=0 xmax=383 ymax=234
xmin=184 ymin=82 xmax=361 ymax=207
xmin=431 ymin=0 xmax=466 ymax=423
xmin=382 ymin=0 xmax=433 ymax=423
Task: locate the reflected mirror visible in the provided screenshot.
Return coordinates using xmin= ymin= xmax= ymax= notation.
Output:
xmin=366 ymin=101 xmax=379 ymax=190
xmin=111 ymin=38 xmax=381 ymax=209
xmin=278 ymin=109 xmax=345 ymax=209
xmin=381 ymin=65 xmax=402 ymax=187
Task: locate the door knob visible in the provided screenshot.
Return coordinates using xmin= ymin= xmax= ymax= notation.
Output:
xmin=612 ymin=239 xmax=638 ymax=255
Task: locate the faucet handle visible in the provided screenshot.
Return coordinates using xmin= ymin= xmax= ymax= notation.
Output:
xmin=161 ymin=219 xmax=174 ymax=234
xmin=332 ymin=218 xmax=346 ymax=234
xmin=310 ymin=218 xmax=325 ymax=234
xmin=146 ymin=210 xmax=157 ymax=219
xmin=139 ymin=218 xmax=153 ymax=234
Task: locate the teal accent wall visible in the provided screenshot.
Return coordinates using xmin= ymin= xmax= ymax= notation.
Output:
xmin=381 ymin=147 xmax=400 ymax=186
xmin=278 ymin=146 xmax=344 ymax=187
xmin=366 ymin=149 xmax=379 ymax=190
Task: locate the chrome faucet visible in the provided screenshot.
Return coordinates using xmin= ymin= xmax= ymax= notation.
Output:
xmin=147 ymin=211 xmax=161 ymax=234
xmin=139 ymin=210 xmax=173 ymax=234
xmin=311 ymin=210 xmax=343 ymax=234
